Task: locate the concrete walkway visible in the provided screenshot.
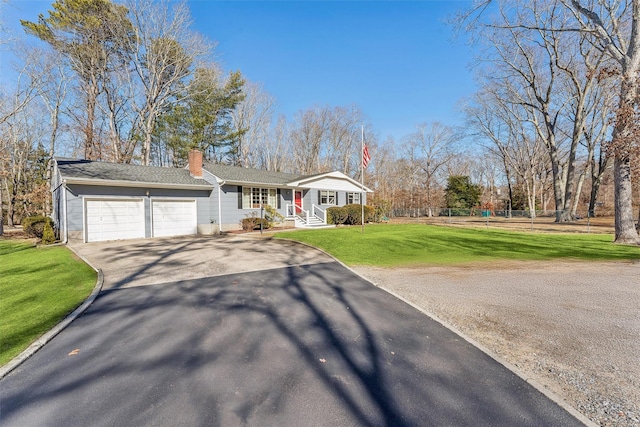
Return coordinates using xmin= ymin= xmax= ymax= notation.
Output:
xmin=1 ymin=236 xmax=586 ymax=426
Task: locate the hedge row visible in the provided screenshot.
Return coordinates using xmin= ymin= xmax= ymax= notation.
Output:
xmin=327 ymin=204 xmax=375 ymax=225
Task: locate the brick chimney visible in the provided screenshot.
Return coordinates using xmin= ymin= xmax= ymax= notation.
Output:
xmin=188 ymin=149 xmax=203 ymax=178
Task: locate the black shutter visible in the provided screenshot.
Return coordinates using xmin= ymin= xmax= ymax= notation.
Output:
xmin=238 ymin=186 xmax=243 ymax=209
xmin=277 ymin=188 xmax=281 ymax=209
xmin=318 ymin=190 xmax=321 ymax=205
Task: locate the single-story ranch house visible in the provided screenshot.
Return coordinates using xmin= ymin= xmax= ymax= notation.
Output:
xmin=52 ymin=150 xmax=372 ymax=243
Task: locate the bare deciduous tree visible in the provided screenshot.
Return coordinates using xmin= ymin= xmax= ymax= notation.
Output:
xmin=0 ymin=102 xmax=48 ymax=227
xmin=325 ymin=105 xmax=364 ymax=176
xmin=231 ymin=81 xmax=276 ymax=168
xmin=288 ymin=105 xmax=368 ymax=176
xmin=402 ymin=122 xmax=459 ymax=216
xmin=290 ymin=107 xmax=330 ymax=175
xmin=258 ymin=115 xmax=291 ymax=172
xmin=460 ymin=0 xmax=639 ymax=242
xmin=125 ymin=0 xmax=210 ymax=165
xmin=0 ymin=44 xmax=38 ymax=235
xmin=465 ymin=86 xmax=549 ymax=215
xmin=563 ymin=0 xmax=640 ymax=243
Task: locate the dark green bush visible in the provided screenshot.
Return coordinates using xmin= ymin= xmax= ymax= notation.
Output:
xmin=368 ymin=196 xmax=392 ymax=222
xmin=22 ymin=215 xmax=54 ymax=239
xmin=328 ymin=205 xmax=375 ymax=225
xmin=344 ymin=204 xmax=375 ymax=225
xmin=42 ymin=221 xmax=56 ymax=245
xmin=327 ymin=206 xmax=348 ymax=225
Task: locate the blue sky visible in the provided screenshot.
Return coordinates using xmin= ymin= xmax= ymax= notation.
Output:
xmin=2 ymin=0 xmax=477 ymax=142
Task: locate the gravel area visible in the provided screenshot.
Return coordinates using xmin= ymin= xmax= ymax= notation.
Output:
xmin=353 ymin=260 xmax=640 ymax=427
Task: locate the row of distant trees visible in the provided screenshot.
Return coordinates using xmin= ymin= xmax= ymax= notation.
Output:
xmin=457 ymin=0 xmax=640 ymax=243
xmin=1 ymin=0 xmax=638 ymax=243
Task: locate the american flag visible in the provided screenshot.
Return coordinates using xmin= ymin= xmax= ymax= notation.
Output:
xmin=362 ymin=144 xmax=371 ymax=169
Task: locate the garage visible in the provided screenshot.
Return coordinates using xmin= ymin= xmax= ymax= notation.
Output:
xmin=85 ymin=199 xmax=145 ymax=243
xmin=152 ymin=199 xmax=197 ymax=238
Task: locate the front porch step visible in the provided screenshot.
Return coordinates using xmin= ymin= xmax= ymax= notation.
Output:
xmin=293 ymin=216 xmax=330 ymax=228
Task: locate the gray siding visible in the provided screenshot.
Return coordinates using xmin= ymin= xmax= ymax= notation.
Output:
xmin=63 ymin=184 xmax=212 ymax=242
xmin=309 ymin=190 xmax=367 ymax=209
xmin=217 ymin=184 xmax=295 ymax=230
xmin=53 ymin=161 xmax=371 ymax=241
xmin=218 ymin=184 xmax=244 ymax=230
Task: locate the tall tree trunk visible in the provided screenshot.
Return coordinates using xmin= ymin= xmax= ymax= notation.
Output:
xmin=611 ymin=76 xmax=640 ymax=243
xmin=142 ymin=114 xmax=154 ymax=166
xmin=549 ymin=144 xmax=566 ymax=222
xmin=45 ymin=106 xmax=59 ymax=217
xmin=613 ymin=154 xmax=639 ymax=243
xmin=562 ymin=113 xmax=585 ymax=221
xmin=527 ymin=179 xmax=537 ymax=218
xmin=426 ymin=181 xmax=433 ymax=217
xmin=5 ymin=179 xmax=14 ymax=227
xmin=84 ymin=84 xmax=98 ymax=160
xmin=571 ymin=168 xmax=586 ymax=218
xmin=588 ymin=149 xmax=609 ymax=217
xmin=611 ymin=1 xmax=640 ymax=244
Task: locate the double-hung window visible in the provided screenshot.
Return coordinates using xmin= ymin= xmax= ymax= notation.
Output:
xmin=347 ymin=192 xmax=361 ymax=204
xmin=319 ymin=190 xmax=337 ymax=205
xmin=242 ymin=187 xmax=277 ymax=209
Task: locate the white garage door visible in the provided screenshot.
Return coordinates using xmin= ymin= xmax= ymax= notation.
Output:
xmin=152 ymin=200 xmax=197 ymax=238
xmin=85 ymin=199 xmax=145 ymax=242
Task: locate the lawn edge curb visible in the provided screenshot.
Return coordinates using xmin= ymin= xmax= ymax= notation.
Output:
xmin=279 ymin=236 xmax=596 ymax=427
xmin=0 ymin=246 xmax=103 ymax=380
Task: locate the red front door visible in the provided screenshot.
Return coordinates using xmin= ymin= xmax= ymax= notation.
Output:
xmin=294 ymin=191 xmax=303 ymax=214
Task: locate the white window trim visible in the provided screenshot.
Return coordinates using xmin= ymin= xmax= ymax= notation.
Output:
xmin=347 ymin=192 xmax=361 ymax=204
xmin=242 ymin=187 xmax=277 ymax=209
xmin=319 ymin=190 xmax=337 ymax=205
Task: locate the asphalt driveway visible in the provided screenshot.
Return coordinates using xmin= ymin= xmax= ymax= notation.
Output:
xmin=70 ymin=234 xmax=335 ymax=289
xmin=0 ymin=236 xmax=585 ymax=426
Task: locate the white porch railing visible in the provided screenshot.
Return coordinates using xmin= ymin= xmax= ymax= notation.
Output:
xmin=286 ymin=203 xmax=326 ymax=226
xmin=312 ymin=204 xmax=326 ymax=224
xmin=286 ymin=203 xmax=305 ymax=218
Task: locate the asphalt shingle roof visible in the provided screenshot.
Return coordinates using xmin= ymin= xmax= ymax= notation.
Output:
xmin=203 ymin=162 xmax=308 ymax=185
xmin=56 ymin=158 xmax=212 ymax=188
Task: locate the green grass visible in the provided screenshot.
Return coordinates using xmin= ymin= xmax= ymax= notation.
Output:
xmin=0 ymin=240 xmax=97 ymax=366
xmin=275 ymin=224 xmax=640 ymax=266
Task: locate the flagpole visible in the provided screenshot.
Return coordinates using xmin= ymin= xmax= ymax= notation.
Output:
xmin=361 ymin=125 xmax=365 ymax=233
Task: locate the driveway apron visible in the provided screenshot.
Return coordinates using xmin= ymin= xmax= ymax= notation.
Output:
xmin=69 ymin=234 xmax=335 ymax=289
xmin=1 ymin=237 xmax=585 ymax=426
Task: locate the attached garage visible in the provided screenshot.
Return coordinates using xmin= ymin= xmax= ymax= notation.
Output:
xmin=85 ymin=198 xmax=145 ymax=243
xmin=152 ymin=199 xmax=197 ymax=238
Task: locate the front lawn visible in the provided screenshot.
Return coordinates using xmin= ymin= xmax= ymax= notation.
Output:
xmin=275 ymin=224 xmax=640 ymax=266
xmin=0 ymin=240 xmax=97 ymax=366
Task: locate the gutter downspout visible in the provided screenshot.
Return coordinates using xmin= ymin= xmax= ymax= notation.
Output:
xmin=217 ymin=180 xmax=225 ymax=233
xmin=63 ymin=180 xmax=68 ymax=244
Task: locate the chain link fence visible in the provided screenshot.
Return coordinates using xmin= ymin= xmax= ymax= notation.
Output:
xmin=389 ymin=208 xmax=620 ymax=234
